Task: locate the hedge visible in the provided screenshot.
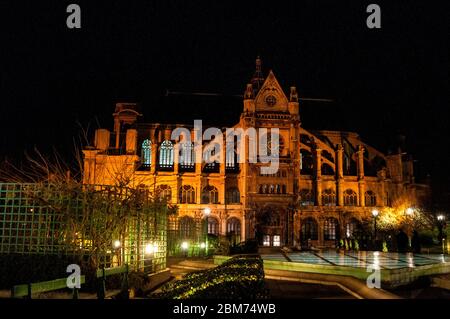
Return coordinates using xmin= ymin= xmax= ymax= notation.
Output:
xmin=152 ymin=255 xmax=268 ymax=299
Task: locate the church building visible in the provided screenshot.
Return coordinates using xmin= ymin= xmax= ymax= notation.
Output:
xmin=82 ymin=58 xmax=430 ymax=249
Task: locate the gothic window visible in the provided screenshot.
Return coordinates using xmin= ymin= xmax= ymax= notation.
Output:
xmin=179 ymin=185 xmax=195 ymax=204
xmin=159 ymin=140 xmax=174 ymax=169
xmin=201 ymin=185 xmax=219 ymax=204
xmin=141 ymin=139 xmax=151 ymax=169
xmin=227 ymin=217 xmax=241 ymax=245
xmin=206 ymin=217 xmax=219 ymax=235
xmin=324 ymin=218 xmax=339 ymax=240
xmin=322 ymin=189 xmax=336 ymax=206
xmin=273 ymin=235 xmax=281 ymax=247
xmin=276 ymin=184 xmax=281 ymax=194
xmin=301 ymin=218 xmax=318 ymax=241
xmin=156 ymin=184 xmax=171 ymax=202
xmin=365 ymin=190 xmax=377 ymax=207
xmin=299 ymin=189 xmax=314 ymax=206
xmin=346 ymin=218 xmax=361 ymax=238
xmin=344 ymin=189 xmax=358 ymax=206
xmin=227 ymin=217 xmax=241 ymax=235
xmin=226 ymin=187 xmax=240 ymax=204
xmin=269 ymin=184 xmax=275 ymax=194
xmin=180 ymin=142 xmax=195 ymax=169
xmin=281 ymin=185 xmax=287 ymax=194
xmin=179 ymin=216 xmax=195 ymax=239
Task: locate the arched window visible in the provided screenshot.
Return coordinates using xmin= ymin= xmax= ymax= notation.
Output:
xmin=159 ymin=140 xmax=174 ymax=169
xmin=299 ymin=189 xmax=314 ymax=206
xmin=180 ymin=142 xmax=195 ymax=170
xmin=179 ymin=185 xmax=195 ymax=204
xmin=300 ymin=149 xmax=313 ymax=175
xmin=227 ymin=217 xmax=241 ymax=235
xmin=346 ymin=218 xmax=361 ymax=238
xmin=141 ymin=139 xmax=151 ymax=169
xmin=269 ymin=184 xmax=275 ymax=194
xmin=365 ymin=190 xmax=377 ymax=206
xmin=226 ymin=187 xmax=240 ymax=204
xmin=179 ymin=216 xmax=195 ymax=239
xmin=227 ymin=217 xmax=241 ymax=245
xmin=201 ymin=185 xmax=219 ymax=204
xmin=301 ymin=218 xmax=318 ymax=241
xmin=344 ymin=189 xmax=358 ymax=206
xmin=324 ymin=218 xmax=339 ymax=240
xmin=206 ymin=217 xmax=219 ymax=235
xmin=281 ymin=185 xmax=287 ymax=194
xmin=156 ymin=184 xmax=171 ymax=202
xmin=322 ymin=189 xmax=336 ymax=206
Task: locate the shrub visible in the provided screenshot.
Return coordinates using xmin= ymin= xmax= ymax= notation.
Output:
xmin=152 ymin=255 xmax=268 ymax=299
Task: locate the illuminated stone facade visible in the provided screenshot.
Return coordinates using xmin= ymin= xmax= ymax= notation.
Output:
xmin=83 ymin=58 xmax=430 ymax=248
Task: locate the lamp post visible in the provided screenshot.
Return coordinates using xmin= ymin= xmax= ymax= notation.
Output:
xmin=181 ymin=241 xmax=189 ymax=258
xmin=372 ymin=209 xmax=379 ymax=249
xmin=405 ymin=207 xmax=415 ymax=249
xmin=437 ymin=214 xmax=446 ymax=254
xmin=204 ymin=207 xmax=211 ymax=256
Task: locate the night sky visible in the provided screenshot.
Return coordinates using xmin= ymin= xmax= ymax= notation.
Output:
xmin=0 ymin=1 xmax=449 ymax=199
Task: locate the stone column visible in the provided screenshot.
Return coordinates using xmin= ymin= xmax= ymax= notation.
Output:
xmin=241 ymin=213 xmax=246 ymax=242
xmin=357 ymin=145 xmax=365 ymax=207
xmin=318 ymin=217 xmax=324 ymax=247
xmin=379 ymin=168 xmax=386 ymax=206
xmin=314 ymin=147 xmax=322 ymax=206
xmin=336 ymin=144 xmax=344 ymax=206
xmin=357 ymin=145 xmax=365 ymax=180
xmin=150 ymin=141 xmax=157 ymax=174
xmin=293 ymin=211 xmax=301 ymax=247
xmin=358 ymin=181 xmax=366 ymax=207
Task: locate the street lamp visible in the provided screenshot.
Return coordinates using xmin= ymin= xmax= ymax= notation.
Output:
xmin=372 ymin=209 xmax=379 ymax=249
xmin=437 ymin=214 xmax=446 ymax=254
xmin=181 ymin=241 xmax=189 ymax=258
xmin=406 ymin=207 xmax=414 ymax=216
xmin=204 ymin=207 xmax=211 ymax=256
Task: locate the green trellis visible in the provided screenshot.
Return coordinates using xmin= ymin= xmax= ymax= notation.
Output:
xmin=0 ymin=183 xmax=167 ymax=273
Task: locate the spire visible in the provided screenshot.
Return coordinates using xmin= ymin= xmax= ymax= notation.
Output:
xmin=250 ymin=56 xmax=264 ymax=95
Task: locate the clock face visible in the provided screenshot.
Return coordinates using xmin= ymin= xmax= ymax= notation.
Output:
xmin=265 ymin=95 xmax=277 ymax=107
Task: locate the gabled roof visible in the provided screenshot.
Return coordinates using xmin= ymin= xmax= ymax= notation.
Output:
xmin=254 ymin=70 xmax=289 ymax=113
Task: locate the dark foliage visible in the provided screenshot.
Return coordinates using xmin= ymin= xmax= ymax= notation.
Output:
xmin=152 ymin=255 xmax=268 ymax=299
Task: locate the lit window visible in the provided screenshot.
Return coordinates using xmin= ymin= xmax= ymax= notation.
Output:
xmin=263 ymin=235 xmax=270 ymax=246
xmin=141 ymin=139 xmax=151 ymax=168
xmin=344 ymin=189 xmax=358 ymax=206
xmin=273 ymin=235 xmax=281 ymax=247
xmin=180 ymin=142 xmax=195 ymax=169
xmin=322 ymin=189 xmax=336 ymax=206
xmin=159 ymin=140 xmax=174 ymax=169
xmin=207 ymin=218 xmax=219 ymax=235
xmin=324 ymin=218 xmax=338 ymax=240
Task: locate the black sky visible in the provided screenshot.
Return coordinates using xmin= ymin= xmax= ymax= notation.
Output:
xmin=0 ymin=1 xmax=449 ymax=194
